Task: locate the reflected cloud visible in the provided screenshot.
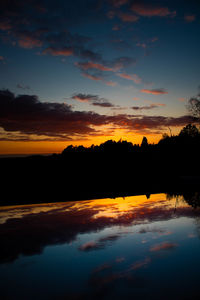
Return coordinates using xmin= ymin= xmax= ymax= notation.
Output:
xmin=79 ymin=234 xmax=121 ymax=252
xmin=0 ymin=193 xmax=198 ymax=263
xmin=131 ymin=257 xmax=151 ymax=270
xmin=79 ymin=241 xmax=100 ymax=251
xmin=150 ymin=242 xmax=178 ymax=252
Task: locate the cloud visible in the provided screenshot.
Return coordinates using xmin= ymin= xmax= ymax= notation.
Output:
xmin=93 ymin=263 xmax=113 ymax=273
xmin=98 ymin=234 xmax=120 ymax=243
xmin=110 ymin=0 xmax=129 ymax=8
xmin=75 ymin=61 xmax=115 ymax=72
xmin=79 ymin=241 xmax=100 ymax=251
xmin=42 ymin=47 xmax=74 ymax=56
xmin=0 ymin=89 xmax=106 ymax=139
xmin=0 ymin=3 xmax=102 ymax=62
xmin=131 ymin=257 xmax=151 ymax=270
xmin=132 ymin=103 xmax=166 ymax=110
xmin=71 ymin=93 xmax=115 ymax=107
xmin=111 ymin=56 xmax=137 ymax=69
xmin=138 ymin=226 xmax=171 ymax=235
xmin=184 ymin=14 xmax=196 ymax=22
xmin=151 ymin=37 xmax=158 ymax=43
xmin=118 ymin=12 xmax=139 ymax=22
xmin=131 ymin=2 xmax=176 ymax=17
xmin=0 ymin=89 xmax=195 ymax=141
xmin=178 ymin=97 xmax=186 ymax=102
xmin=150 ymin=242 xmax=178 ymax=252
xmin=17 ymin=84 xmax=31 ymax=90
xmin=79 ymin=234 xmax=121 ymax=252
xmin=72 ymin=94 xmax=99 ymax=103
xmin=140 ymin=88 xmax=168 ymax=95
xmin=81 ymin=72 xmax=103 ymax=81
xmin=117 ymin=73 xmax=142 ymax=84
xmin=0 ymin=20 xmax=12 ymax=31
xmin=116 ymin=257 xmax=125 ymax=263
xmin=76 ymin=56 xmax=136 ymax=73
xmin=18 ymin=35 xmax=43 ymax=49
xmin=136 ymin=42 xmax=147 ymax=49
xmin=0 ymin=195 xmax=199 ymax=263
xmin=105 ymin=81 xmax=117 ymax=87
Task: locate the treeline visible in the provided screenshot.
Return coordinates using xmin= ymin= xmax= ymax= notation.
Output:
xmin=1 ymin=124 xmax=200 ymax=205
xmin=61 ymin=124 xmax=200 ymax=155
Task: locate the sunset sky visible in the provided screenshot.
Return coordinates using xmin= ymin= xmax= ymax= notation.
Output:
xmin=0 ymin=0 xmax=200 ymax=154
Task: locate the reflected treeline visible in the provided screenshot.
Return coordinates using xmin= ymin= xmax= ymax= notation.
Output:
xmin=1 ymin=124 xmax=200 ymax=205
xmin=167 ymin=192 xmax=200 ymax=209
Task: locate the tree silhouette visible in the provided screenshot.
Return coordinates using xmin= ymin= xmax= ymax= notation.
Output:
xmin=141 ymin=136 xmax=148 ymax=147
xmin=179 ymin=124 xmax=200 ymax=138
xmin=187 ymin=95 xmax=200 ymax=122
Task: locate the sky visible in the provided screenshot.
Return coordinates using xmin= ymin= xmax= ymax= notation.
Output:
xmin=0 ymin=0 xmax=200 ymax=154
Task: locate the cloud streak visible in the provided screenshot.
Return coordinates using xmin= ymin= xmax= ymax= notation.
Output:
xmin=117 ymin=73 xmax=142 ymax=84
xmin=150 ymin=242 xmax=178 ymax=252
xmin=131 ymin=2 xmax=176 ymax=17
xmin=71 ymin=93 xmax=115 ymax=107
xmin=132 ymin=103 xmax=166 ymax=110
xmin=140 ymin=88 xmax=168 ymax=95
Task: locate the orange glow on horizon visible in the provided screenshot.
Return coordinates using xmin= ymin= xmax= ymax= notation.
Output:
xmin=0 ymin=126 xmax=182 ymax=155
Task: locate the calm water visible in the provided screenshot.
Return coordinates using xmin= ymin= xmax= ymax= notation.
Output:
xmin=0 ymin=193 xmax=200 ymax=300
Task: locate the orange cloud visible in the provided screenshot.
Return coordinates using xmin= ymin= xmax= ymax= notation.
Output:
xmin=79 ymin=241 xmax=99 ymax=251
xmin=105 ymin=81 xmax=117 ymax=87
xmin=178 ymin=97 xmax=186 ymax=102
xmin=0 ymin=21 xmax=11 ymax=30
xmin=117 ymin=73 xmax=142 ymax=84
xmin=110 ymin=0 xmax=129 ymax=7
xmin=131 ymin=3 xmax=176 ymax=17
xmin=136 ymin=42 xmax=147 ymax=49
xmin=184 ymin=15 xmax=196 ymax=22
xmin=18 ymin=36 xmax=43 ymax=49
xmin=82 ymin=72 xmax=102 ymax=81
xmin=43 ymin=47 xmax=73 ymax=56
xmin=75 ymin=61 xmax=114 ymax=72
xmin=118 ymin=12 xmax=139 ymax=22
xmin=140 ymin=88 xmax=168 ymax=95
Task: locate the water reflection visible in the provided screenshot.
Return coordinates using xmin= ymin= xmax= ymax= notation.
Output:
xmin=0 ymin=193 xmax=200 ymax=299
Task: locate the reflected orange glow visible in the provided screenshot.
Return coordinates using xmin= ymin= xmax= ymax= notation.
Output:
xmin=0 ymin=193 xmax=186 ymax=224
xmin=72 ymin=193 xmax=186 ymax=219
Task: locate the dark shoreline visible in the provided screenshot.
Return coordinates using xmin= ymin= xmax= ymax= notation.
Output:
xmin=1 ymin=175 xmax=200 ymax=206
xmin=1 ymin=134 xmax=200 ymax=206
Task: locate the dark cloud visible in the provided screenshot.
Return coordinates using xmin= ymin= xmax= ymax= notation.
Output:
xmin=71 ymin=93 xmax=115 ymax=107
xmin=0 ymin=89 xmax=195 ymax=141
xmin=79 ymin=234 xmax=121 ymax=252
xmin=132 ymin=103 xmax=166 ymax=110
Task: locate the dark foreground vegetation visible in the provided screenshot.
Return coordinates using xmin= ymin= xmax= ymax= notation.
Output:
xmin=1 ymin=124 xmax=200 ymax=205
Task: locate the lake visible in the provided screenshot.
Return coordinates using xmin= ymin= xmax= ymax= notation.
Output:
xmin=0 ymin=193 xmax=200 ymax=299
